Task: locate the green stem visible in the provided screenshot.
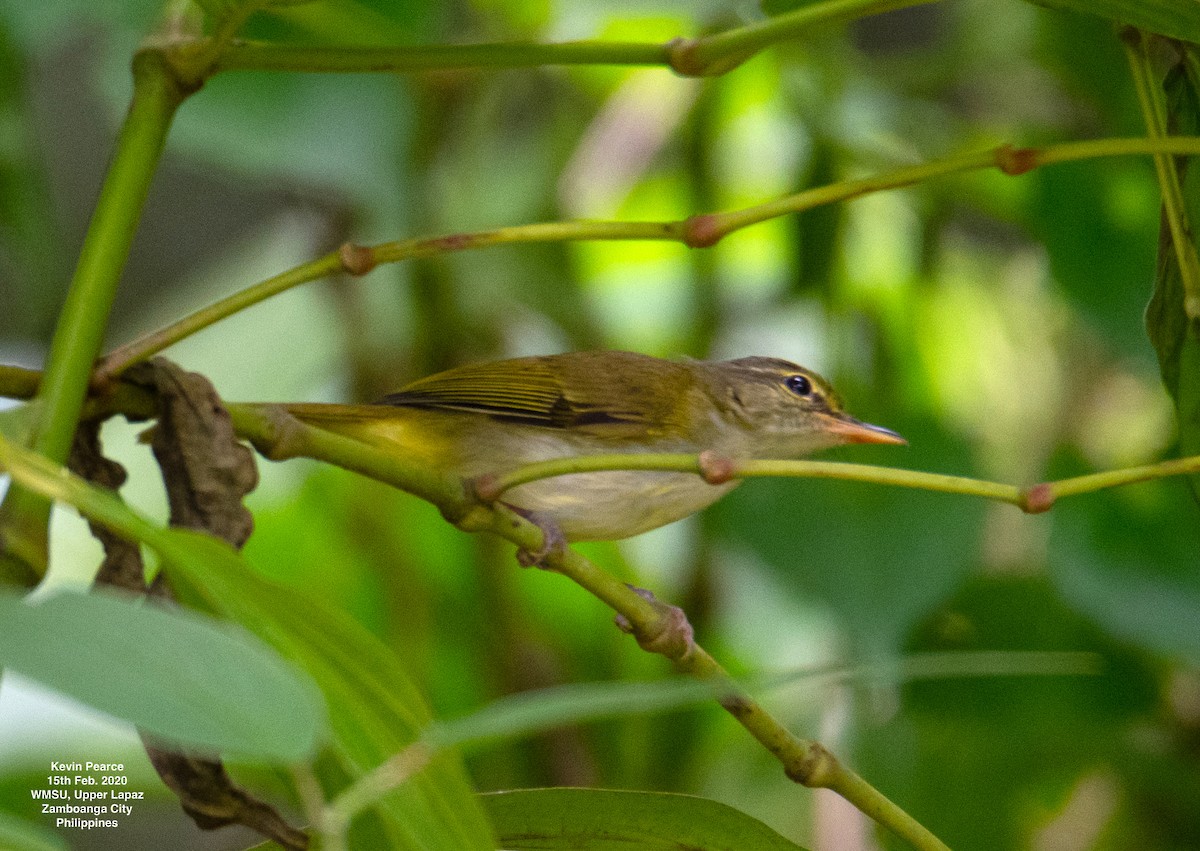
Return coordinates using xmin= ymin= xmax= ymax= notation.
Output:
xmin=487 ymin=450 xmax=1200 ymax=512
xmin=372 ymin=220 xmax=681 ymax=262
xmin=98 ymin=222 xmax=679 ymax=378
xmin=829 ymin=763 xmax=949 ymax=851
xmin=1122 ymin=29 xmax=1200 ymax=318
xmin=0 ymin=365 xmax=42 ymax=401
xmin=1047 ymin=454 xmax=1200 ymax=500
xmin=96 ymin=253 xmax=344 ymax=382
xmin=176 ymin=408 xmax=955 ymax=849
xmin=1032 ymin=135 xmax=1200 ymax=165
xmin=0 ymin=434 xmax=176 ymax=560
xmin=94 ymin=136 xmax=1200 ymax=376
xmin=0 ymin=404 xmax=1136 ymax=851
xmin=224 ymin=404 xmax=469 ymax=509
xmin=3 ymin=371 xmax=1199 ymax=514
xmin=0 ymin=50 xmax=187 ymax=582
xmin=707 ymin=137 xmax=1200 ymax=240
xmin=486 ymin=452 xmax=1019 ymax=503
xmin=684 ymin=0 xmax=938 ymax=74
xmin=706 ymin=147 xmax=998 ymax=238
xmin=741 ymin=459 xmax=1021 ymax=502
xmin=521 ymin=511 xmax=949 ymax=851
xmin=215 ymin=40 xmax=670 ymax=75
xmin=322 ymin=742 xmax=435 ymax=846
xmin=31 ymin=50 xmax=184 ymax=463
xmin=210 ymin=0 xmax=935 ymax=78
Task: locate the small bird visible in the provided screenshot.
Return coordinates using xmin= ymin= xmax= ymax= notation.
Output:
xmin=282 ymin=350 xmax=904 ymax=542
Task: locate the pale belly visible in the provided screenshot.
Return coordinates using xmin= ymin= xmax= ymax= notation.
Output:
xmin=350 ymin=417 xmax=744 ymax=541
xmin=502 ymin=470 xmax=740 ymax=541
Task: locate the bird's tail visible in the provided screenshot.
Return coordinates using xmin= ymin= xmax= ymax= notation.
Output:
xmin=247 ymin=402 xmax=413 ymax=446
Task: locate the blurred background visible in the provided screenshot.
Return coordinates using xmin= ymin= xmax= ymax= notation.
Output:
xmin=2 ymin=0 xmax=1199 ymax=848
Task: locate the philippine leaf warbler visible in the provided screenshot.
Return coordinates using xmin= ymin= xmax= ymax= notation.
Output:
xmin=282 ymin=350 xmax=903 ymax=541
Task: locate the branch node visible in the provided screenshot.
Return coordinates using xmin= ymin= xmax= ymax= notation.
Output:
xmin=472 ymin=473 xmax=503 ymax=503
xmin=614 ymin=585 xmax=696 ymax=663
xmin=246 ymin=405 xmax=310 ymax=462
xmin=88 ymin=362 xmax=116 ymax=396
xmin=683 ymin=214 xmax=725 ymax=248
xmin=665 ymin=36 xmax=748 ymax=77
xmin=433 ymin=476 xmax=494 ymax=534
xmin=1019 ymin=482 xmax=1056 ymax=514
xmin=338 ymin=242 xmax=377 ymax=276
xmin=995 ymin=143 xmax=1039 ymax=176
xmin=134 ymin=46 xmax=206 ymax=99
xmin=440 ymin=501 xmax=493 ymax=535
xmin=698 ymin=450 xmax=736 ymax=484
xmin=784 ymin=740 xmax=839 ymax=787
xmin=1116 ymin=25 xmax=1143 ymax=49
xmin=665 ymin=36 xmax=705 ymax=77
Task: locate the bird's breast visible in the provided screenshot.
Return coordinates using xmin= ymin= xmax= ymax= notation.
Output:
xmin=503 ymin=470 xmax=739 ymax=541
xmin=355 ymin=412 xmax=742 ymax=540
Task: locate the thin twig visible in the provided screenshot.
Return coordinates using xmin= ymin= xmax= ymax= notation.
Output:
xmin=1122 ymin=28 xmax=1200 ymax=317
xmin=197 ymin=0 xmax=934 ymax=79
xmin=93 ymin=136 xmax=1200 ymax=379
xmin=219 ymin=406 xmax=950 ymax=850
xmin=479 ymin=450 xmax=1200 ymax=514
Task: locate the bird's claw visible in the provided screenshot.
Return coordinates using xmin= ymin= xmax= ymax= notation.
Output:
xmin=507 ymin=506 xmax=567 ymax=568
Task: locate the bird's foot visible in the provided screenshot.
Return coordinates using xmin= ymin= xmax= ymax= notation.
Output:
xmin=505 ymin=505 xmax=567 ymax=568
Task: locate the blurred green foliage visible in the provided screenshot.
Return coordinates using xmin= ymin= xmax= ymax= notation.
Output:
xmin=1 ymin=1 xmax=1199 ymax=849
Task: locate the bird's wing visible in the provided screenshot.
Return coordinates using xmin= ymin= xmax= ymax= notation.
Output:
xmin=378 ymin=352 xmax=686 ymax=436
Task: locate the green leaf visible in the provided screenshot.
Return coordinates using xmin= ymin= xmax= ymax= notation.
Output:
xmin=192 ymin=0 xmax=314 ymax=21
xmin=1022 ymin=13 xmax=1154 ymax=353
xmin=760 ymin=0 xmax=1200 ymax=41
xmin=861 ymin=574 xmax=1156 ymax=849
xmin=1049 ymin=484 xmax=1200 ymax=665
xmin=0 ymin=433 xmax=494 ymax=849
xmin=0 ymin=810 xmax=68 ymax=851
xmin=191 ymin=0 xmax=315 ymax=33
xmin=1027 ymin=160 xmax=1158 ymax=351
xmin=425 ymin=653 xmax=1094 ymax=758
xmin=1148 ymin=51 xmax=1200 ymax=501
xmin=1027 ymin=0 xmax=1200 ymax=42
xmin=427 ymin=678 xmax=734 ymax=752
xmin=0 ymin=588 xmax=323 ymax=761
xmin=158 ymin=530 xmax=495 ymax=850
xmin=189 ymin=0 xmax=235 ymax=18
xmin=759 ymin=0 xmax=931 ymax=23
xmin=1056 ymin=552 xmax=1200 ymax=663
xmin=480 ymin=788 xmax=809 ymax=850
xmin=0 ymin=28 xmax=65 ymax=341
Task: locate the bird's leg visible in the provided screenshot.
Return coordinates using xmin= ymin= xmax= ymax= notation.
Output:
xmin=467 ymin=474 xmax=566 ymax=567
xmin=504 ymin=504 xmax=567 ymax=568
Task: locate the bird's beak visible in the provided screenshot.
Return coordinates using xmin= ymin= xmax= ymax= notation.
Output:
xmin=822 ymin=414 xmax=907 ymax=445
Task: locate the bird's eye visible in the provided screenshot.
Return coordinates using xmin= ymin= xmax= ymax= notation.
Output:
xmin=785 ymin=374 xmax=813 ymax=396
